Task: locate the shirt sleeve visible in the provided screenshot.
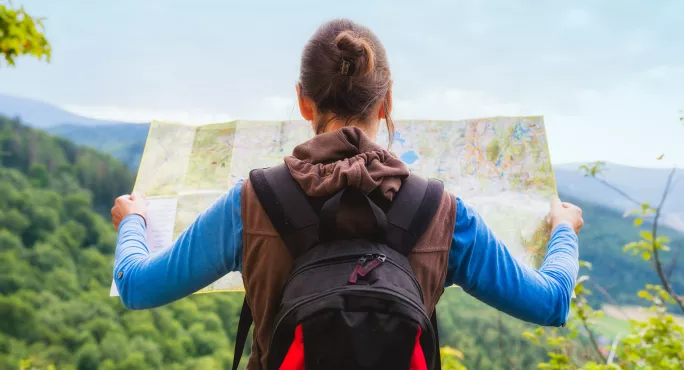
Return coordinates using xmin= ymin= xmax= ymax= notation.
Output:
xmin=113 ymin=179 xmax=244 ymax=310
xmin=445 ymin=197 xmax=579 ymax=327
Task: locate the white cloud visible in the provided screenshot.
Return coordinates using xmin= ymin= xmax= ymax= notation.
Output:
xmin=393 ymin=88 xmax=527 ymax=120
xmin=464 ymin=20 xmax=490 ymax=36
xmin=62 ymin=104 xmax=233 ymax=125
xmin=260 ymin=95 xmax=298 ymax=119
xmin=62 ymin=94 xmax=301 ymax=124
xmin=393 ymin=86 xmax=683 ymax=169
xmin=559 ymin=8 xmax=593 ymax=30
xmin=624 ymin=30 xmax=653 ymax=55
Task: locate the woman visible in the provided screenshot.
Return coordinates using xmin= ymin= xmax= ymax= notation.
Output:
xmin=111 ymin=19 xmax=582 ymax=370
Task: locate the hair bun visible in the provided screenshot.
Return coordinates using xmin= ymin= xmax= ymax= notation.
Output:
xmin=334 ymin=31 xmax=376 ymax=77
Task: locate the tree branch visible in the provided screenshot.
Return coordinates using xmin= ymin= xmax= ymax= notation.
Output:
xmin=594 ymin=177 xmax=642 ymax=207
xmin=667 ymin=245 xmax=681 ymax=280
xmin=651 ymin=167 xmax=684 ymax=313
xmin=578 ymin=309 xmax=606 ymax=363
xmin=588 ymin=281 xmax=632 ymax=320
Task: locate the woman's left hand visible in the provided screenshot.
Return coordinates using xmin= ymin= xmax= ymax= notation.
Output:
xmin=111 ymin=192 xmax=148 ymax=231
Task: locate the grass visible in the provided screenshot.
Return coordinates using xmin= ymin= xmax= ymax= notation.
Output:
xmin=590 ymin=314 xmax=633 ymax=339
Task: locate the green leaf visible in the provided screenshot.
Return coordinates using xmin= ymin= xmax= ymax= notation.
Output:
xmin=579 ymin=260 xmax=593 ymax=270
xmin=656 ymin=235 xmax=670 ymax=244
xmin=0 ymin=4 xmax=51 ymax=67
xmin=657 ymin=154 xmax=664 ymax=160
xmin=634 ymin=217 xmax=643 ymax=226
xmin=638 ymin=290 xmax=653 ymax=300
xmin=624 ymin=241 xmax=640 ymax=252
xmin=641 ymin=251 xmax=652 ymax=261
xmin=626 ymin=209 xmax=640 ymax=216
xmin=640 ymin=230 xmax=653 ymax=242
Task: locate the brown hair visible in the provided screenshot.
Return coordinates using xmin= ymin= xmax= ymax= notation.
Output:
xmin=299 ymin=19 xmax=394 ymax=143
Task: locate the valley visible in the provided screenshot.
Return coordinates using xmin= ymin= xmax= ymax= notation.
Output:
xmin=1 ymin=98 xmax=682 ymax=369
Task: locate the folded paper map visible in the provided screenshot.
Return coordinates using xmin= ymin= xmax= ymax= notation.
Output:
xmin=110 ymin=117 xmax=557 ymax=295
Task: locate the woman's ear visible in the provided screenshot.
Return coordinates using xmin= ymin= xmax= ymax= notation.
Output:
xmin=297 ymin=83 xmax=314 ymax=121
xmin=378 ymin=82 xmax=393 ymax=119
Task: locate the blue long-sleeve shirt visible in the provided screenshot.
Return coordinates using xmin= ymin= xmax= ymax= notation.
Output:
xmin=114 ymin=179 xmax=579 ymax=327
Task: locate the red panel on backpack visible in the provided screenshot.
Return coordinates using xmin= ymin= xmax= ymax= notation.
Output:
xmin=409 ymin=326 xmax=428 ymax=370
xmin=280 ymin=324 xmax=305 ymax=370
xmin=279 ymin=324 xmax=428 ymax=370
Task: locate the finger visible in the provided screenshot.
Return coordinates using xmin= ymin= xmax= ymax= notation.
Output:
xmin=115 ymin=194 xmax=131 ymax=205
xmin=567 ymin=203 xmax=582 ymax=214
xmin=550 ymin=198 xmax=562 ymax=210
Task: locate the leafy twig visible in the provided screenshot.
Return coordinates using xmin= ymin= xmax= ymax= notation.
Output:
xmin=651 ymin=167 xmax=684 ymax=312
xmin=579 ymin=161 xmax=641 ymax=206
xmin=593 ymin=177 xmax=642 ymax=207
xmin=576 ymin=306 xmax=606 ymax=363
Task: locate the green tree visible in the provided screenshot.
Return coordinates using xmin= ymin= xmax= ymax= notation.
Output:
xmin=0 ymin=2 xmax=50 ymax=66
xmin=75 ymin=341 xmax=101 ymax=370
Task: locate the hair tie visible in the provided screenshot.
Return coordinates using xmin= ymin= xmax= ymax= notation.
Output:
xmin=340 ymin=59 xmax=356 ymax=76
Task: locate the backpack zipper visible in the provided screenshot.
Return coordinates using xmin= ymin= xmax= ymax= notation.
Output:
xmin=348 ymin=254 xmax=375 ymax=284
xmin=269 ymin=285 xmax=437 ymax=368
xmin=282 ymin=255 xmax=361 ymax=290
xmin=283 ymin=253 xmax=424 ymax=302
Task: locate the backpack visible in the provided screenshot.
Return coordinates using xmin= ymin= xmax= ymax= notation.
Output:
xmin=232 ymin=164 xmax=444 ymax=370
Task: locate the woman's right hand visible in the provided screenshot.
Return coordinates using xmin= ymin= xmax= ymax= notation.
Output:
xmin=111 ymin=192 xmax=148 ymax=231
xmin=549 ymin=198 xmax=584 ymax=234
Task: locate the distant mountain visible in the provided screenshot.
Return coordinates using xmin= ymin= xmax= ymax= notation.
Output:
xmin=0 ymin=95 xmax=148 ymax=169
xmin=0 ymin=94 xmax=144 ymax=128
xmin=555 ymin=163 xmax=684 ymax=232
xmin=46 ymin=123 xmax=149 ymax=169
xmin=2 ymin=95 xmax=682 ymax=227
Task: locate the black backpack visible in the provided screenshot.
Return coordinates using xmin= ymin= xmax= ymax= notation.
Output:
xmin=232 ymin=164 xmax=444 ymax=370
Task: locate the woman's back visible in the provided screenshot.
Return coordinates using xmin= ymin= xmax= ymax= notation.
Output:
xmin=240 ymin=126 xmax=455 ymax=369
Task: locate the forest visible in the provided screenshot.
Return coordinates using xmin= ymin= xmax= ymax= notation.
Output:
xmin=0 ymin=115 xmax=551 ymax=369
xmin=0 ymin=115 xmax=557 ymax=369
xmin=1 ymin=114 xmax=682 ymax=369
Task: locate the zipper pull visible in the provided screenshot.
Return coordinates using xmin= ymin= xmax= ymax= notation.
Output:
xmin=359 ymin=254 xmax=386 ymax=277
xmin=349 ymin=254 xmax=374 ymax=284
xmin=358 ymin=254 xmax=373 ymax=265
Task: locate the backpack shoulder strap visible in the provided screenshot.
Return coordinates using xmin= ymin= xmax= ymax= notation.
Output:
xmin=431 ymin=309 xmax=442 ymax=370
xmin=386 ymin=173 xmax=445 ymax=256
xmin=249 ymin=164 xmax=319 ymax=259
xmin=232 ymin=297 xmax=253 ymax=370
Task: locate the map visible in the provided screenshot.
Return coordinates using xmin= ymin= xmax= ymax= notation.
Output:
xmin=110 ymin=116 xmax=557 ymax=296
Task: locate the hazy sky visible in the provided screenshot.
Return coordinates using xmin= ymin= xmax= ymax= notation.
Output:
xmin=1 ymin=0 xmax=682 ymax=168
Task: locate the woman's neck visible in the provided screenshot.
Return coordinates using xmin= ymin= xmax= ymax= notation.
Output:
xmin=320 ymin=119 xmax=380 ymax=141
